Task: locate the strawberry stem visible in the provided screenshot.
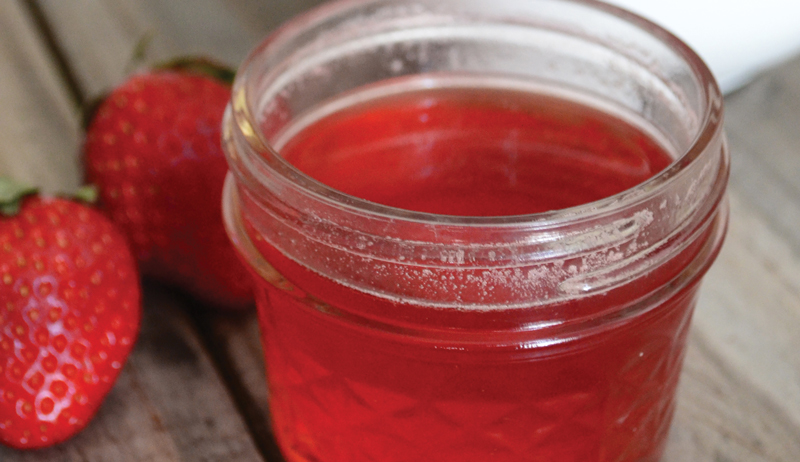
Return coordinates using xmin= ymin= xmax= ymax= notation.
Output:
xmin=0 ymin=178 xmax=38 ymax=216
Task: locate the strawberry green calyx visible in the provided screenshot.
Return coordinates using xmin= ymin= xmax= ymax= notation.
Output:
xmin=154 ymin=56 xmax=236 ymax=86
xmin=72 ymin=184 xmax=99 ymax=204
xmin=0 ymin=178 xmax=37 ymax=216
xmin=0 ymin=179 xmax=99 ymax=216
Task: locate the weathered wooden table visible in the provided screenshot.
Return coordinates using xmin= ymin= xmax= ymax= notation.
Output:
xmin=1 ymin=1 xmax=799 ymax=460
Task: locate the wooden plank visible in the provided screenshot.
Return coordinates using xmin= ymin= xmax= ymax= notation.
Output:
xmin=666 ymin=330 xmax=800 ymax=462
xmin=21 ymin=1 xmax=330 ymax=459
xmin=0 ymin=289 xmax=267 ymax=462
xmin=0 ymin=0 xmax=81 ymax=193
xmin=724 ymin=54 xmax=800 ymax=257
xmin=664 ymin=193 xmax=800 ymax=461
xmin=0 ymin=1 xmax=267 ymax=460
xmin=30 ymin=0 xmax=800 ymax=459
xmin=34 ymin=0 xmax=324 ymax=99
xmin=194 ymin=313 xmax=281 ymax=461
xmin=33 ymin=0 xmax=240 ymax=98
xmin=693 ymin=193 xmax=800 ymax=426
xmin=223 ymin=0 xmax=327 ymax=38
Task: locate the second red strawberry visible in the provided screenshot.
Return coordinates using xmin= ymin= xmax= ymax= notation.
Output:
xmin=83 ymin=67 xmax=252 ymax=309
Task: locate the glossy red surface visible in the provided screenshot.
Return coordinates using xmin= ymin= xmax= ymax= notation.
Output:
xmin=247 ymin=88 xmax=699 ymax=462
xmin=280 ymin=87 xmax=672 ymax=216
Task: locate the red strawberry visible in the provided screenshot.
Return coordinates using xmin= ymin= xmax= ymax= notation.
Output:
xmin=82 ymin=60 xmax=252 ymax=308
xmin=0 ymin=183 xmax=140 ymax=449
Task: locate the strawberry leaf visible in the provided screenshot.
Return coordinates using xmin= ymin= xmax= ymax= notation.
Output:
xmin=72 ymin=185 xmax=99 ymax=204
xmin=0 ymin=178 xmax=38 ymax=216
xmin=155 ymin=56 xmax=236 ymax=86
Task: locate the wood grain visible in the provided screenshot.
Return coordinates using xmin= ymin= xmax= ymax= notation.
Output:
xmin=194 ymin=313 xmax=280 ymax=461
xmin=725 ymin=54 xmax=800 ymax=258
xmin=0 ymin=289 xmax=267 ymax=462
xmin=0 ymin=1 xmax=268 ymax=460
xmin=6 ymin=0 xmax=800 ymax=460
xmin=694 ymin=193 xmax=800 ymax=426
xmin=0 ymin=0 xmax=81 ymax=193
xmin=664 ymin=196 xmax=800 ymax=461
xmin=667 ymin=330 xmax=800 ymax=462
xmin=34 ymin=0 xmax=324 ymax=100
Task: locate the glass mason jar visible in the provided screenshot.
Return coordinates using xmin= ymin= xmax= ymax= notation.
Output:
xmin=221 ymin=1 xmax=729 ymax=461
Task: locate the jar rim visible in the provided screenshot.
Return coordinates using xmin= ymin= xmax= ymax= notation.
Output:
xmin=229 ymin=0 xmax=724 ymax=228
xmin=223 ymin=0 xmax=729 ymax=309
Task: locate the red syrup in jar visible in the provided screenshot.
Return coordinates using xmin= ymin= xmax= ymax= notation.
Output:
xmin=279 ymin=86 xmax=672 ymax=215
xmin=245 ymin=82 xmax=704 ymax=462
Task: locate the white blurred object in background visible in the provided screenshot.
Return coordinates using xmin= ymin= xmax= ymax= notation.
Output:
xmin=607 ymin=0 xmax=800 ymax=93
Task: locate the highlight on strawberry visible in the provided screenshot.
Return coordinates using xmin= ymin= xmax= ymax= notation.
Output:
xmin=0 ymin=179 xmax=141 ymax=449
xmin=82 ymin=58 xmax=253 ymax=309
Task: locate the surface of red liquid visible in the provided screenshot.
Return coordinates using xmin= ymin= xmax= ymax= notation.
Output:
xmin=279 ymin=87 xmax=673 ymax=216
xmin=247 ymin=86 xmax=700 ymax=462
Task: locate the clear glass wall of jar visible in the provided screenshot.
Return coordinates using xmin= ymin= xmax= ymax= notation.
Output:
xmin=222 ymin=1 xmax=729 ymax=461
